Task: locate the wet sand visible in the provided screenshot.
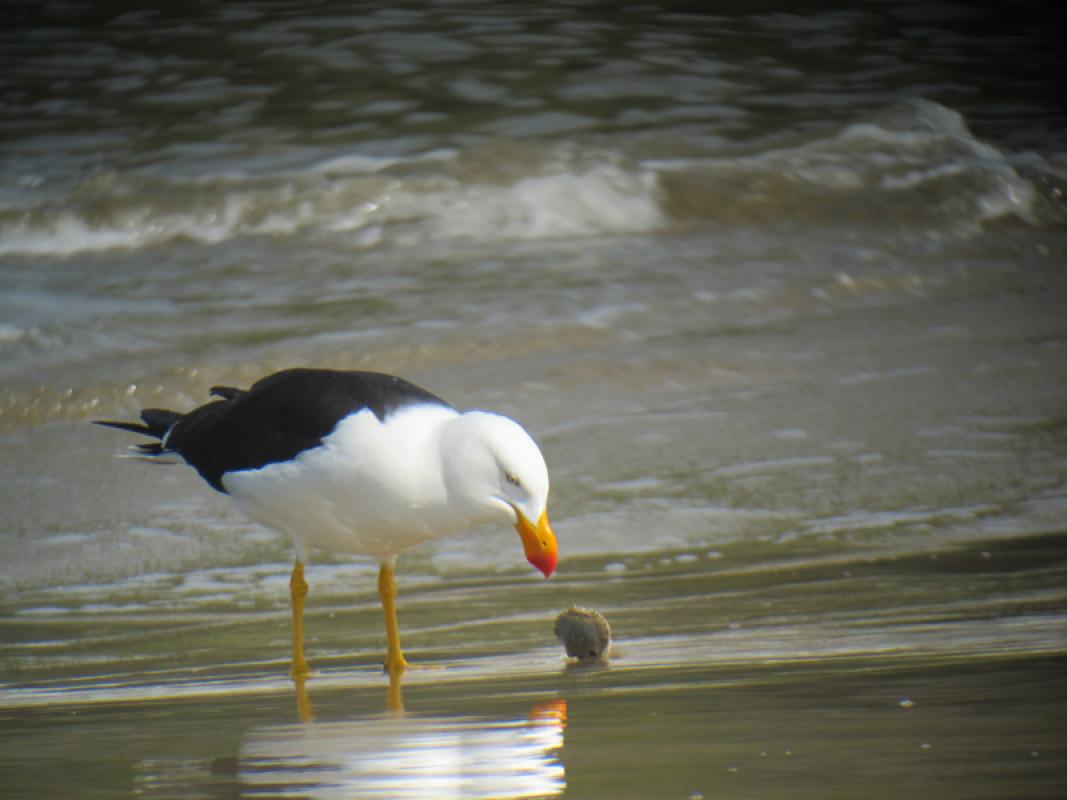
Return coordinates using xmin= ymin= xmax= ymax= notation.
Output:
xmin=3 ymin=532 xmax=1066 ymax=798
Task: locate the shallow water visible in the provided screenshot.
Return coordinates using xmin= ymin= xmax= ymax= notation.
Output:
xmin=3 ymin=2 xmax=1067 ymax=798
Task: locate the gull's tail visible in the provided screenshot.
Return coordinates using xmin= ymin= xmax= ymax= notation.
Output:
xmin=94 ymin=408 xmax=182 ymax=459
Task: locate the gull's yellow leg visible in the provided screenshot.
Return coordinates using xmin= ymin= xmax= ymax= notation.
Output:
xmin=289 ymin=560 xmax=310 ymax=679
xmin=386 ymin=666 xmax=405 ymax=715
xmin=378 ymin=559 xmax=408 ymax=675
xmin=293 ymin=672 xmax=315 ymax=723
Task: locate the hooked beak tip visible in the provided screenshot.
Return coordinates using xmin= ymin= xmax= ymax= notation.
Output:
xmin=530 ymin=550 xmax=557 ymax=578
xmin=516 ymin=509 xmax=558 ymax=579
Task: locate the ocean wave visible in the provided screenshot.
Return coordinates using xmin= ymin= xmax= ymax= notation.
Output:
xmin=652 ymin=99 xmax=1058 ymax=232
xmin=1 ymin=100 xmax=1059 ymax=258
xmin=0 ymin=151 xmax=665 ymax=257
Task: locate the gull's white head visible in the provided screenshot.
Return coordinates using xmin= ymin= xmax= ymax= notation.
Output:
xmin=442 ymin=411 xmax=557 ymax=577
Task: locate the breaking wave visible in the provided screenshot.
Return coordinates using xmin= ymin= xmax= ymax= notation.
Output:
xmin=0 ymin=150 xmax=665 ymax=257
xmin=0 ymin=100 xmax=1060 ymax=258
xmin=652 ymin=100 xmax=1059 ymax=233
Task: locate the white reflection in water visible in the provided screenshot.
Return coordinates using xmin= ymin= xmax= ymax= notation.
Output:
xmin=240 ymin=700 xmax=566 ymax=799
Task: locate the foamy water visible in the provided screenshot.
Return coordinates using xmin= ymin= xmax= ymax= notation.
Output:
xmin=1 ymin=101 xmax=1058 ymax=260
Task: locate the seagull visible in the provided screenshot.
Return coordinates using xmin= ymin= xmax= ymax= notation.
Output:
xmin=96 ymin=367 xmax=557 ymax=676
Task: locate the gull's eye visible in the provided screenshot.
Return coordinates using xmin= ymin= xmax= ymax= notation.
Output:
xmin=505 ymin=472 xmax=521 ymax=487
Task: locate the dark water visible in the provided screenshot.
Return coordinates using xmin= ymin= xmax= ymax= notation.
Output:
xmin=2 ymin=2 xmax=1067 ymax=798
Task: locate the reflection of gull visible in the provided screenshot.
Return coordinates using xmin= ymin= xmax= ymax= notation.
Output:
xmin=241 ymin=700 xmax=567 ymax=799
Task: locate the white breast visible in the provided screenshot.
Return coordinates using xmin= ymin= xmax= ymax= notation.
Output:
xmin=222 ymin=404 xmax=468 ymax=559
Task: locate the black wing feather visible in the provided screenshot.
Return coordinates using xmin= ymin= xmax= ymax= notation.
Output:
xmin=209 ymin=385 xmax=244 ymax=400
xmin=98 ymin=369 xmax=451 ymax=493
xmin=95 ymin=408 xmax=181 ymax=438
